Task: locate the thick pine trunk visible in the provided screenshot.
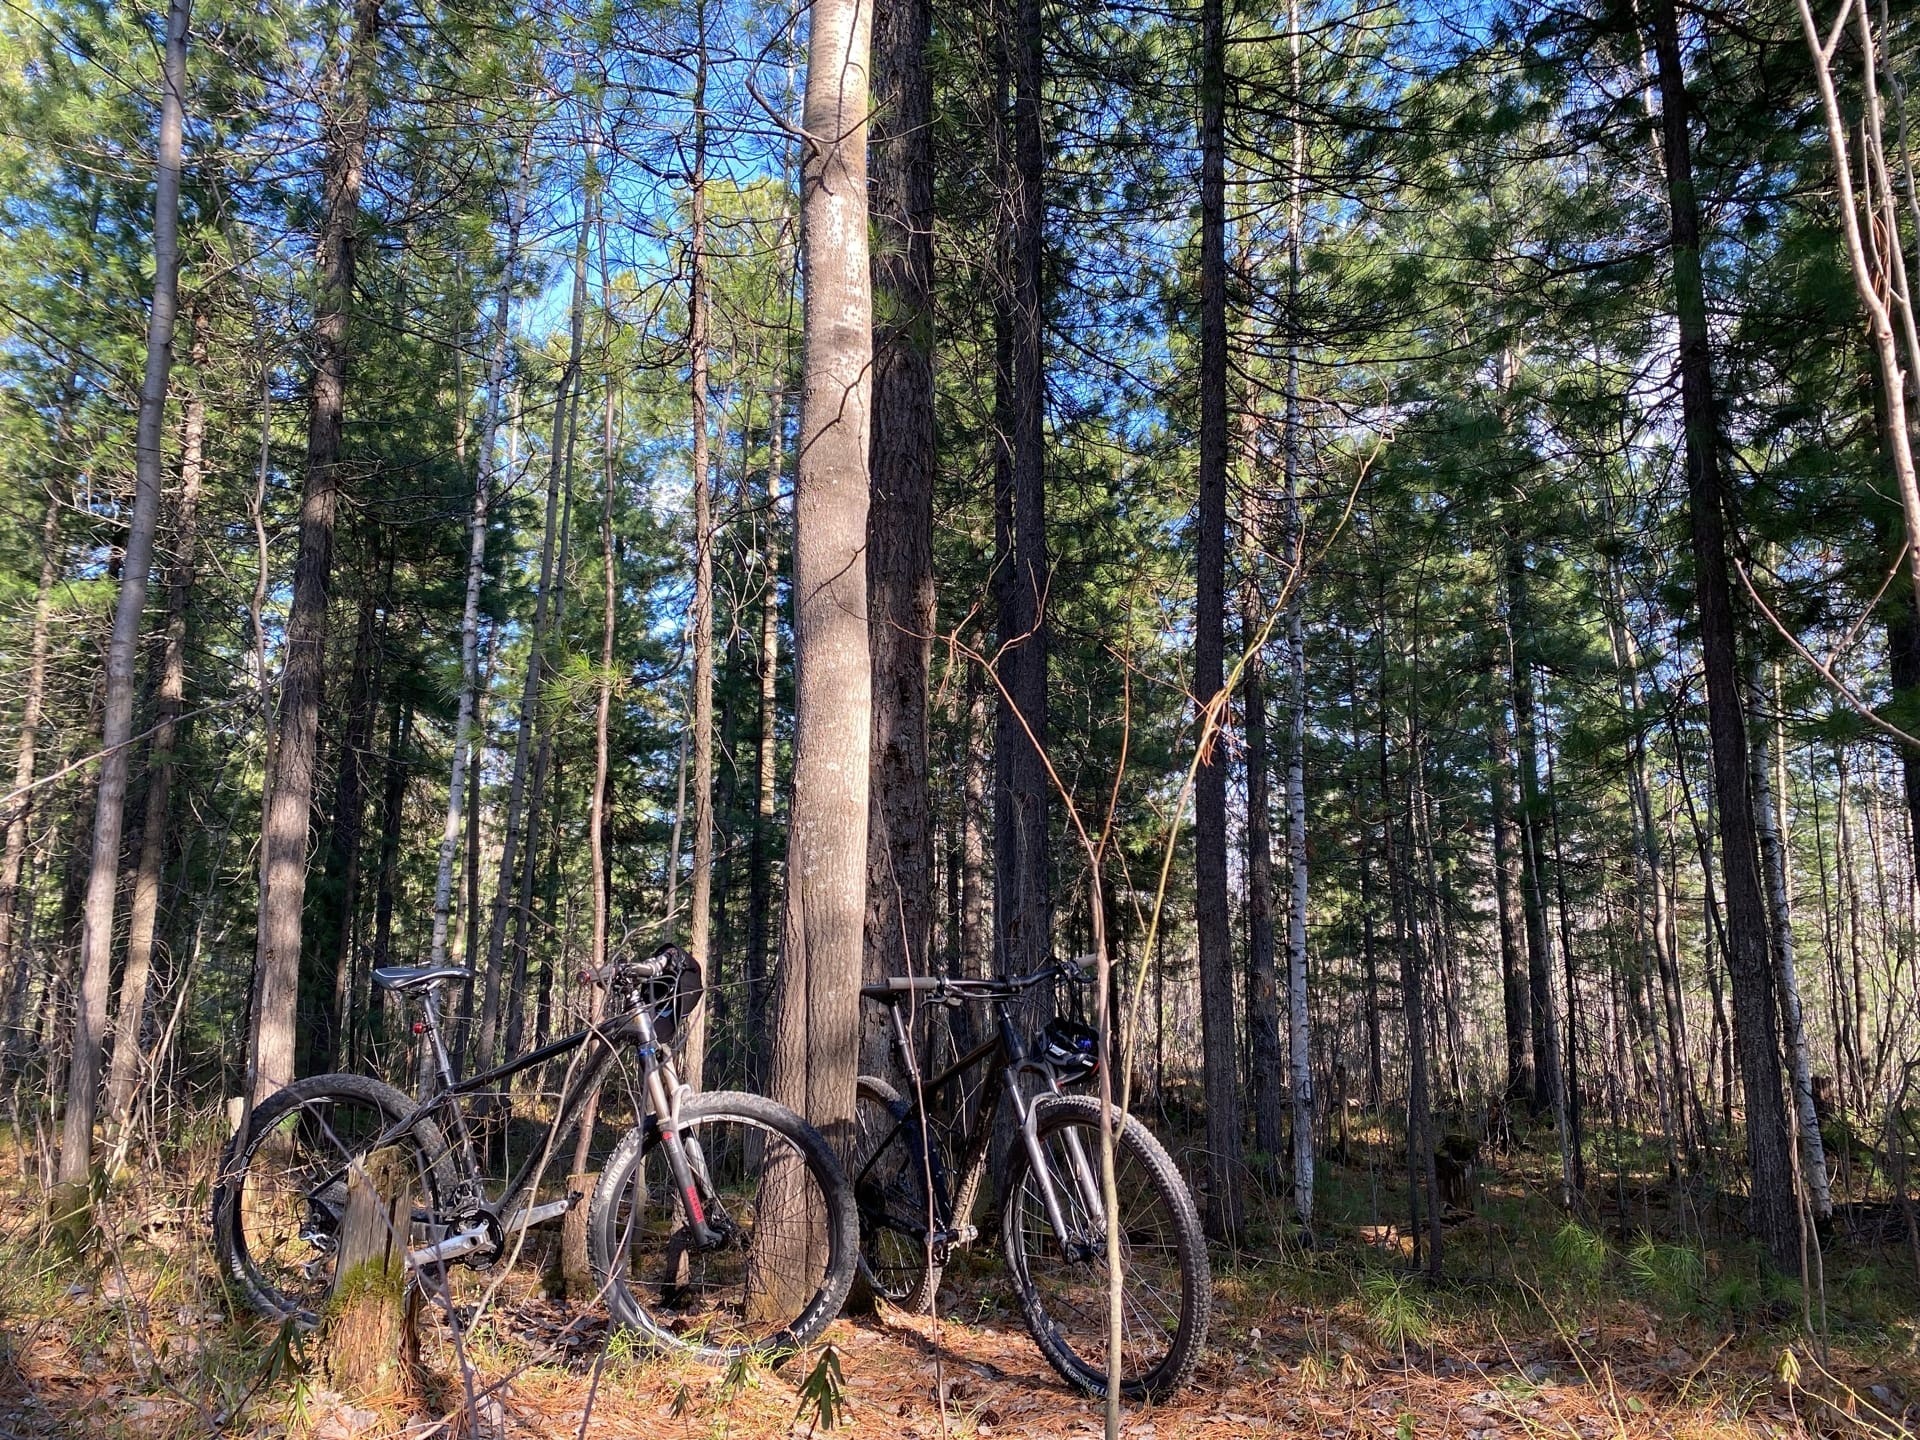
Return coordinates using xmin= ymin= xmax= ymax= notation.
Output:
xmin=1650 ymin=0 xmax=1799 ymax=1267
xmin=251 ymin=0 xmax=379 ymax=1110
xmin=1192 ymin=0 xmax=1243 ymax=1242
xmin=863 ymin=0 xmax=937 ymax=1081
xmin=992 ymin=0 xmax=1051 ymax=1034
xmin=104 ymin=318 xmax=208 ymax=1134
xmin=766 ymin=0 xmax=873 ymax=1301
xmin=61 ymin=0 xmax=192 ymax=1183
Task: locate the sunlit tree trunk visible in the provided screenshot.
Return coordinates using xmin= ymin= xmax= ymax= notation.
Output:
xmin=61 ymin=0 xmax=193 ymax=1182
xmin=105 ymin=310 xmax=208 ymax=1134
xmin=685 ymin=2 xmax=715 ymax=1089
xmin=768 ymin=0 xmax=873 ymax=1194
xmin=251 ymin=0 xmax=380 ymax=1110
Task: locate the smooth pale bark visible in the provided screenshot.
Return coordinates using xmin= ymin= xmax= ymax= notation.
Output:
xmin=685 ymin=9 xmax=715 ymax=1090
xmin=60 ymin=0 xmax=192 ymax=1181
xmin=768 ymin=0 xmax=873 ymax=1182
xmin=1651 ymin=0 xmax=1799 ymax=1266
xmin=105 ymin=313 xmax=208 ymax=1134
xmin=251 ymin=0 xmax=380 ymax=1110
xmin=993 ymin=0 xmax=1051 ymax=1026
xmin=1192 ymin=0 xmax=1243 ymax=1242
xmin=0 ymin=489 xmax=63 ymax=1050
xmin=430 ymin=146 xmax=530 ymax=972
xmin=479 ymin=221 xmax=585 ymax=1068
xmin=1749 ymin=659 xmax=1833 ymax=1220
xmin=1489 ymin=686 xmax=1534 ymax=1104
xmin=863 ymin=0 xmax=937 ymax=1080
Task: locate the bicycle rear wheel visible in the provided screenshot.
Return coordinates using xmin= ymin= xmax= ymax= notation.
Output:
xmin=589 ymin=1090 xmax=855 ymax=1359
xmin=1000 ymin=1094 xmax=1210 ymax=1398
xmin=850 ymin=1075 xmax=941 ymax=1313
xmin=212 ymin=1074 xmax=448 ymax=1326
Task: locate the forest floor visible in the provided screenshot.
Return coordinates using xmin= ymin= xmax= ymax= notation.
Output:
xmin=0 ymin=1123 xmax=1916 ymax=1440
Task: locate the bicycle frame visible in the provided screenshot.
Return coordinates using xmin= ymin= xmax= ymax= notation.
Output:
xmin=864 ymin=985 xmax=1109 ymax=1258
xmin=326 ymin=983 xmax=718 ymax=1270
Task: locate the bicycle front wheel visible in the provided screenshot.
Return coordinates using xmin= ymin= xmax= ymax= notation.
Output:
xmin=589 ymin=1090 xmax=856 ymax=1359
xmin=212 ymin=1073 xmax=449 ymax=1326
xmin=1001 ymin=1094 xmax=1210 ymax=1398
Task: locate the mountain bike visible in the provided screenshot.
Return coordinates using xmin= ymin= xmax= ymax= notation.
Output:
xmin=851 ymin=958 xmax=1210 ymax=1398
xmin=213 ymin=946 xmax=857 ymax=1360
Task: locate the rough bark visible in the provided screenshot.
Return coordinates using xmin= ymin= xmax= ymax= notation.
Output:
xmin=765 ymin=0 xmax=872 ymax=1308
xmin=992 ymin=0 xmax=1051 ymax=1026
xmin=685 ymin=9 xmax=715 ymax=1090
xmin=1192 ymin=0 xmax=1243 ymax=1242
xmin=1650 ymin=0 xmax=1799 ymax=1267
xmin=322 ymin=1145 xmax=418 ymax=1397
xmin=251 ymin=0 xmax=380 ymax=1110
xmin=61 ymin=0 xmax=193 ymax=1182
xmin=864 ymin=0 xmax=937 ymax=1080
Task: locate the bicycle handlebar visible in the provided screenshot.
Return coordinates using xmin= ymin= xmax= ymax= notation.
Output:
xmin=859 ymin=954 xmax=1097 ymax=1005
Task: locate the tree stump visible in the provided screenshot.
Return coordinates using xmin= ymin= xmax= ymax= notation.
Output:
xmin=548 ymin=1171 xmax=597 ymax=1300
xmin=322 ymin=1145 xmax=417 ymax=1397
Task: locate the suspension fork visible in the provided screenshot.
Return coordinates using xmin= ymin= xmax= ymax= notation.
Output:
xmin=641 ymin=1042 xmax=720 ymax=1249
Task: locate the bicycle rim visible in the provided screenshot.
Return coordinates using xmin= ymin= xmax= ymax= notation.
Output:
xmin=1006 ymin=1112 xmax=1192 ymax=1390
xmin=602 ymin=1108 xmax=838 ymax=1353
xmin=228 ymin=1092 xmax=433 ymax=1323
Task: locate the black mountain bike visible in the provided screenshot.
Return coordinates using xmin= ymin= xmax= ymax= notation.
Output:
xmin=213 ymin=947 xmax=857 ymax=1360
xmin=851 ymin=958 xmax=1210 ymax=1398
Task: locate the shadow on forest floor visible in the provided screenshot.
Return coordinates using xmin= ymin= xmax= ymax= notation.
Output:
xmin=0 ymin=1123 xmax=1917 ymax=1439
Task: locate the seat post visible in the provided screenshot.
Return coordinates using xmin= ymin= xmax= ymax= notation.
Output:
xmin=418 ymin=985 xmax=457 ymax=1099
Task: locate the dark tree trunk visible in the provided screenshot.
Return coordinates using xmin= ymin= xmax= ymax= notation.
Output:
xmin=1650 ymin=0 xmax=1799 ymax=1268
xmin=1490 ymin=663 xmax=1534 ymax=1105
xmin=992 ymin=0 xmax=1051 ymax=1011
xmin=864 ymin=0 xmax=937 ymax=1081
xmin=1192 ymin=0 xmax=1243 ymax=1242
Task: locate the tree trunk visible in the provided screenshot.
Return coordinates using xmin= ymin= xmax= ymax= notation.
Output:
xmin=1279 ymin=19 xmax=1313 ymax=1233
xmin=684 ymin=4 xmax=716 ymax=1091
xmin=1650 ymin=0 xmax=1800 ymax=1268
xmin=104 ymin=311 xmax=208 ymax=1134
xmin=0 ymin=489 xmax=64 ymax=1057
xmin=1749 ymin=658 xmax=1833 ymax=1220
xmin=251 ymin=0 xmax=380 ymax=1110
xmin=322 ymin=1145 xmax=418 ymax=1397
xmin=1489 ymin=678 xmax=1534 ymax=1105
xmin=864 ymin=0 xmax=937 ymax=1081
xmin=60 ymin=0 xmax=192 ymax=1184
xmin=479 ymin=216 xmax=585 ymax=1069
xmin=767 ymin=0 xmax=874 ymax=1231
xmin=1241 ymin=595 xmax=1283 ymax=1167
xmin=430 ymin=143 xmax=530 ymax=973
xmin=992 ymin=0 xmax=1051 ymax=1032
xmin=746 ymin=368 xmax=786 ymax=1084
xmin=1192 ymin=0 xmax=1242 ymax=1243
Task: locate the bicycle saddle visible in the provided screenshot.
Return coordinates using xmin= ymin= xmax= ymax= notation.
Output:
xmin=371 ymin=964 xmax=471 ymax=992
